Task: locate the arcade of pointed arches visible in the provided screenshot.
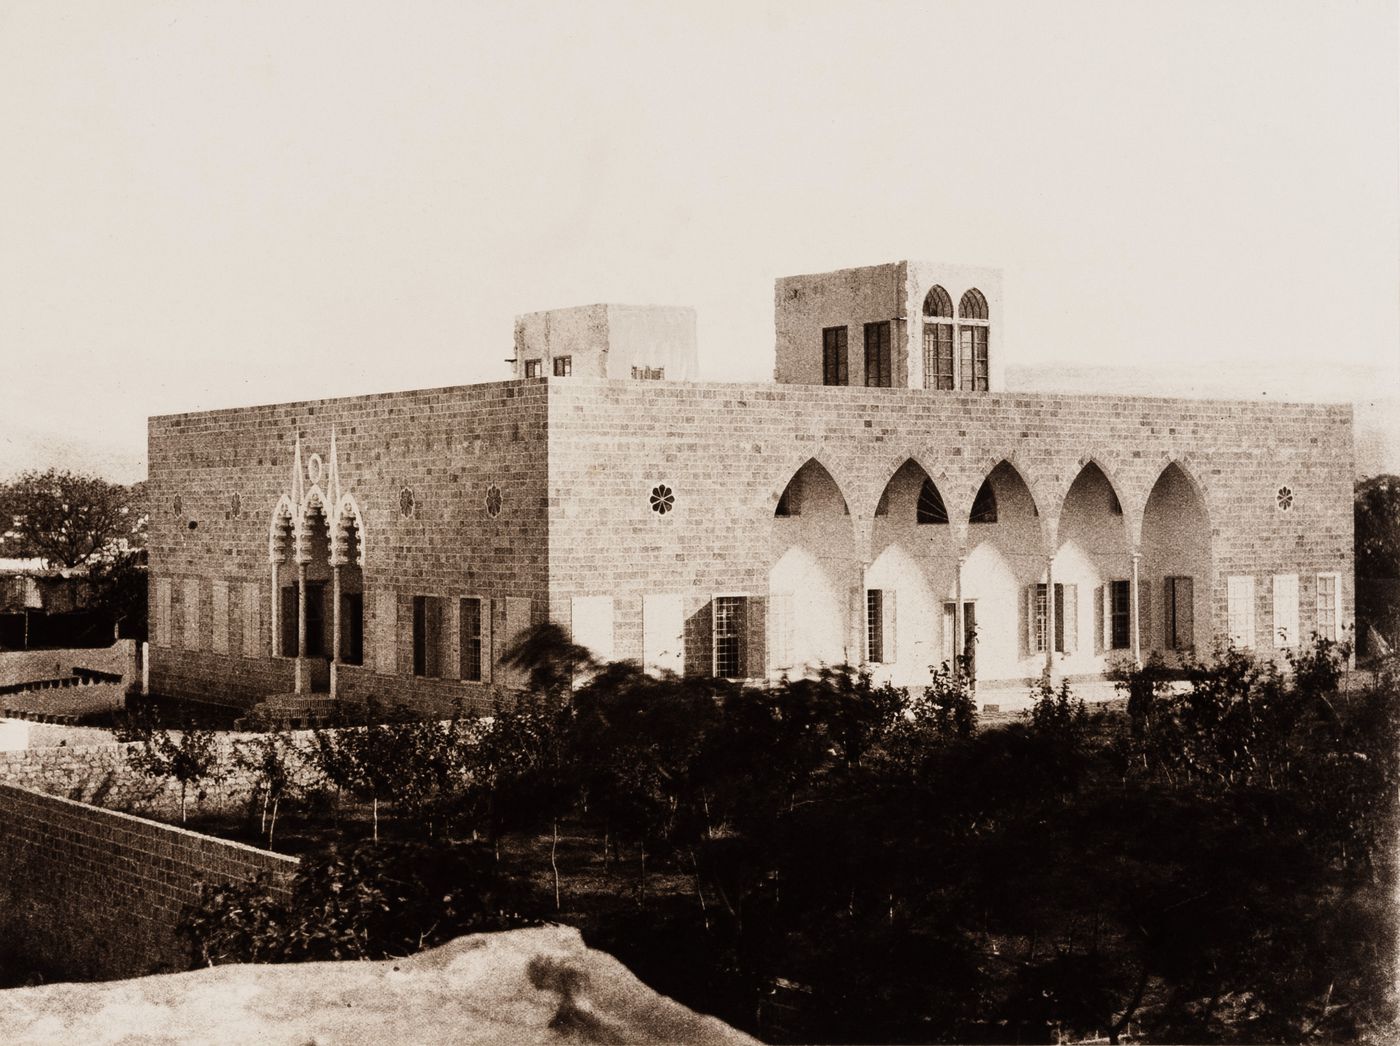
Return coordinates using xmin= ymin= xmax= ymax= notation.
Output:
xmin=769 ymin=453 xmax=1212 ymax=688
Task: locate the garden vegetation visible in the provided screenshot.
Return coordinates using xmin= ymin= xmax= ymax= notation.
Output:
xmin=176 ymin=629 xmax=1397 ymax=1044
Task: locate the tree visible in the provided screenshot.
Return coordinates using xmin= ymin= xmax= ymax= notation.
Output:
xmin=121 ymin=714 xmax=221 ymax=823
xmin=1356 ymin=474 xmax=1400 ymax=654
xmin=0 ymin=469 xmax=146 ymax=568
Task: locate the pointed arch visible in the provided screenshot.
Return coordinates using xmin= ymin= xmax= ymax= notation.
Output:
xmin=922 ymin=285 xmax=953 ymax=318
xmin=295 ymin=486 xmax=332 ymax=564
xmin=268 ymin=495 xmax=296 ymax=564
xmin=774 ymin=457 xmax=850 ymax=518
xmin=1147 ymin=458 xmax=1211 ymax=530
xmin=872 ymin=457 xmax=951 ymax=525
xmin=1056 ymin=459 xmax=1133 ymax=550
xmin=958 ymin=288 xmax=988 ymax=319
xmin=332 ymin=493 xmax=367 ymax=567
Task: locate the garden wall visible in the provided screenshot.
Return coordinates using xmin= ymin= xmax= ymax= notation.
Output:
xmin=0 ymin=731 xmax=321 ymax=820
xmin=0 ymin=782 xmax=297 ymax=981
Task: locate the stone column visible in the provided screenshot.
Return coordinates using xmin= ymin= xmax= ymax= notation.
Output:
xmin=330 ymin=563 xmax=342 ymax=700
xmin=270 ymin=561 xmax=280 ymax=657
xmin=954 ymin=556 xmax=966 ymax=680
xmin=295 ymin=562 xmax=308 ymax=694
xmin=1131 ymin=550 xmax=1142 ymax=668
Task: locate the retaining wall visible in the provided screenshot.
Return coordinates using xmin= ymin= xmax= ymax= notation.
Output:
xmin=0 ymin=783 xmax=297 ymax=981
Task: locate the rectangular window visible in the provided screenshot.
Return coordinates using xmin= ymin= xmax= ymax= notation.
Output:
xmin=923 ymin=323 xmax=954 ymax=390
xmin=631 ymin=365 xmax=665 ymax=380
xmin=1163 ymin=576 xmax=1194 ymax=650
xmin=412 ymin=595 xmax=443 ymax=678
xmin=1315 ymin=573 xmax=1340 ymax=641
xmin=1109 ymin=580 xmax=1131 ymax=650
xmin=1227 ymin=575 xmax=1255 ymax=649
xmin=866 ymin=589 xmax=885 ymax=664
xmin=524 ymin=359 xmax=542 ymax=378
xmin=340 ymin=592 xmax=364 ymax=665
xmin=459 ymin=597 xmax=483 ymax=681
xmin=713 ymin=595 xmax=746 ymax=679
xmin=959 ymin=327 xmax=989 ymax=391
xmin=553 ymin=356 xmax=572 ymax=377
xmin=1272 ymin=574 xmax=1299 ymax=648
xmin=241 ymin=581 xmax=262 ymax=658
xmin=182 ymin=579 xmax=201 ymax=650
xmin=822 ymin=327 xmax=848 ymax=386
xmin=280 ymin=585 xmax=298 ymax=656
xmin=863 ymin=321 xmax=892 ymax=387
xmin=1032 ymin=583 xmax=1049 ymax=654
xmin=1030 ymin=583 xmax=1076 ymax=653
xmin=304 ymin=581 xmax=326 ymax=657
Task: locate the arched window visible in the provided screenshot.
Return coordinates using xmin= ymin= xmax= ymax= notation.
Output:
xmin=922 ymin=286 xmax=954 ymax=390
xmin=917 ymin=479 xmax=949 ymax=524
xmin=958 ymin=288 xmax=989 ymax=392
xmin=970 ymin=477 xmax=998 ymax=523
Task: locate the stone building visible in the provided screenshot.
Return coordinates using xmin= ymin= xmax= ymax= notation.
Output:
xmin=146 ymin=261 xmax=1354 ymax=713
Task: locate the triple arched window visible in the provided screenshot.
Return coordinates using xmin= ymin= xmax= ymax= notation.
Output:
xmin=921 ymin=286 xmax=989 ymax=392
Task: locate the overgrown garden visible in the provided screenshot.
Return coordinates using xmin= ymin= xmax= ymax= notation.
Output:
xmin=153 ymin=629 xmax=1396 ymax=1044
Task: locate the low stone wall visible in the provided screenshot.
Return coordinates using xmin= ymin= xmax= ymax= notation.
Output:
xmin=0 ymin=730 xmax=324 ymax=820
xmin=0 ymin=783 xmax=298 ymax=982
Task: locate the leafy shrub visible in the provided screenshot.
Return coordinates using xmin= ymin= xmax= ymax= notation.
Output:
xmin=182 ymin=839 xmax=538 ymax=966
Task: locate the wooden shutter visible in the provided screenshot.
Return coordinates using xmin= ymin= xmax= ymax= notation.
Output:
xmin=643 ymin=593 xmax=684 ymax=676
xmin=1137 ymin=578 xmax=1151 ymax=652
xmin=1061 ymin=583 xmax=1078 ymax=654
xmin=1177 ymin=577 xmax=1194 ymax=649
xmin=849 ymin=586 xmax=864 ymax=664
xmin=480 ymin=597 xmax=493 ymax=683
xmin=1094 ymin=585 xmax=1105 ymax=654
xmin=746 ymin=595 xmax=767 ymax=679
xmin=883 ymin=590 xmax=896 ymax=665
xmin=1273 ymin=574 xmax=1299 ymax=648
xmin=1025 ymin=585 xmax=1036 ymax=655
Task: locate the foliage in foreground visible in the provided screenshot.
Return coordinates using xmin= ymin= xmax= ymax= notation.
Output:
xmin=182 ymin=632 xmax=1398 ymax=1044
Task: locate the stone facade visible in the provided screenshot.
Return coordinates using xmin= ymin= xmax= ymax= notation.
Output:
xmin=147 ymin=262 xmax=1354 ymax=712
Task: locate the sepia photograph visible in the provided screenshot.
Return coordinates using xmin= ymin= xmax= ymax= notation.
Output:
xmin=0 ymin=1 xmax=1397 ymax=1042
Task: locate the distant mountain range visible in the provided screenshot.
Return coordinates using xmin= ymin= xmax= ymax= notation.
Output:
xmin=1006 ymin=362 xmax=1399 ymax=479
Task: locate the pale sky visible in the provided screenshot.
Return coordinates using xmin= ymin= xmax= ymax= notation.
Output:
xmin=2 ymin=0 xmax=1397 ymax=483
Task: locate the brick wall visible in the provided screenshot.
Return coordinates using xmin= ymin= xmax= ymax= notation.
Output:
xmin=147 ymin=380 xmax=550 ymax=711
xmin=0 ymin=783 xmax=297 ymax=981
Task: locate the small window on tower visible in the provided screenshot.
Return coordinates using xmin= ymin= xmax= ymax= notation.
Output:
xmin=553 ymin=356 xmax=572 ymax=377
xmin=524 ymin=360 xmax=542 ymax=378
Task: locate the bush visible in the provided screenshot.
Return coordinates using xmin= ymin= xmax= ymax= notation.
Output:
xmin=182 ymin=839 xmax=538 ymax=966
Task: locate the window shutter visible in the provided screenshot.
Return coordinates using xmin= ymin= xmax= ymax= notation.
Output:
xmin=1177 ymin=577 xmax=1194 ymax=649
xmin=884 ymin=590 xmax=896 ymax=664
xmin=1062 ymin=584 xmax=1078 ymax=654
xmin=643 ymin=593 xmax=685 ymax=676
xmin=1025 ymin=585 xmax=1036 ymax=655
xmin=682 ymin=598 xmax=713 ymax=678
xmin=1094 ymin=585 xmax=1105 ymax=654
xmin=1227 ymin=576 xmax=1255 ymax=649
xmin=1137 ymin=578 xmax=1151 ymax=652
xmin=1272 ymin=574 xmax=1299 ymax=648
xmin=768 ymin=593 xmax=793 ymax=672
xmin=849 ymin=586 xmax=864 ymax=664
xmin=746 ymin=595 xmax=767 ymax=679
